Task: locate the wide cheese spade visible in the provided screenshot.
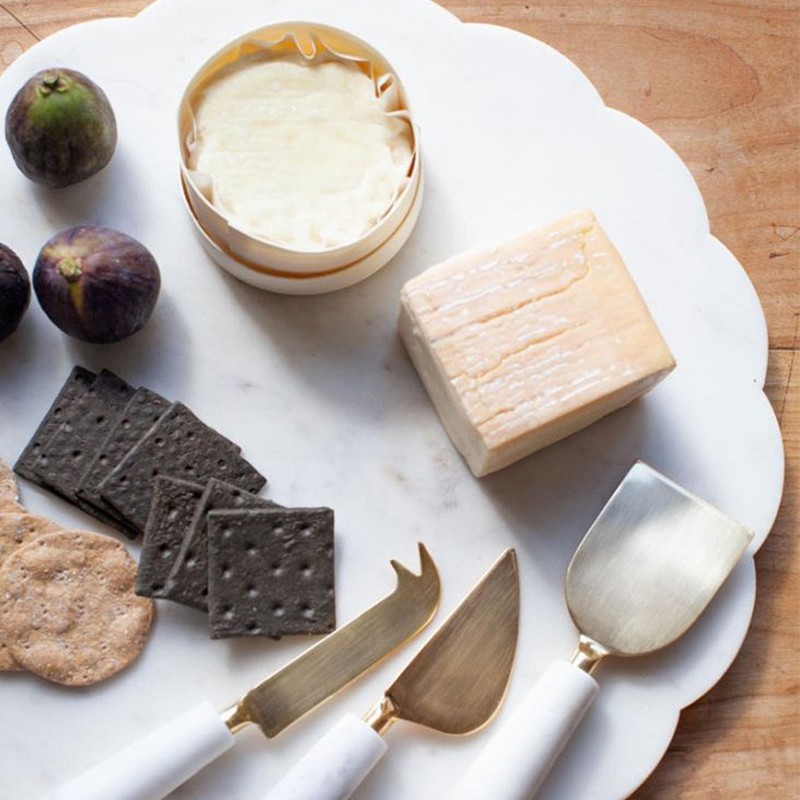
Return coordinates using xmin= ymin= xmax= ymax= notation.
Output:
xmin=449 ymin=462 xmax=753 ymax=799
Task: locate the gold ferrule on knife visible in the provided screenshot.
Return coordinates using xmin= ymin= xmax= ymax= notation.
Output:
xmin=570 ymin=634 xmax=607 ymax=675
xmin=221 ymin=700 xmax=254 ymax=734
xmin=364 ymin=694 xmax=399 ymax=736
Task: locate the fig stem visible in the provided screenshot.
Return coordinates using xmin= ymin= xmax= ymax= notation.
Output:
xmin=57 ymin=256 xmax=83 ymax=282
xmin=40 ymin=73 xmax=65 ymax=95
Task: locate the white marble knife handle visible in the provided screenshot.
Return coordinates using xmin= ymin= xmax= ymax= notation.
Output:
xmin=42 ymin=701 xmax=234 ymax=800
xmin=263 ymin=714 xmax=388 ymax=800
xmin=449 ymin=661 xmax=599 ymax=800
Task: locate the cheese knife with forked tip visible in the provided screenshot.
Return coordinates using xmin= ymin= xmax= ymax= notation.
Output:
xmin=45 ymin=544 xmax=440 ymax=800
xmin=450 ymin=462 xmax=754 ymax=800
xmin=263 ymin=548 xmax=520 ymax=800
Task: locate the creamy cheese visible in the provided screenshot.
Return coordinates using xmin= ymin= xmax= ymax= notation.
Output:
xmin=190 ymin=57 xmax=414 ymax=251
xmin=399 ymin=211 xmax=676 ymax=476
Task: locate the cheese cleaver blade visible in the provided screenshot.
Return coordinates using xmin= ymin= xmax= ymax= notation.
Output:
xmin=449 ymin=462 xmax=754 ymax=800
xmin=44 ymin=544 xmax=440 ymax=800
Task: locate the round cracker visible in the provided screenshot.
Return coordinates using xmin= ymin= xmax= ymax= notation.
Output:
xmin=0 ymin=644 xmax=21 ymax=671
xmin=0 ymin=513 xmax=63 ymax=671
xmin=0 ymin=531 xmax=154 ymax=686
xmin=0 ymin=458 xmax=24 ymax=514
xmin=0 ymin=513 xmax=62 ymax=566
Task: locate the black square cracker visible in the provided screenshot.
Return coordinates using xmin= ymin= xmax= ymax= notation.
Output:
xmin=77 ymin=387 xmax=170 ymax=528
xmin=207 ymin=507 xmax=335 ymax=639
xmin=14 ymin=366 xmax=96 ymax=481
xmin=100 ymin=402 xmax=266 ymax=532
xmin=32 ymin=369 xmax=135 ymax=496
xmin=163 ymin=478 xmax=281 ymax=612
xmin=136 ymin=476 xmax=206 ymax=598
xmin=30 ymin=370 xmax=137 ymax=535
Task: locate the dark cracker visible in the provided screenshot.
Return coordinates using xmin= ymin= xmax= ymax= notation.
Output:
xmin=164 ymin=478 xmax=280 ymax=612
xmin=100 ymin=402 xmax=266 ymax=532
xmin=207 ymin=507 xmax=335 ymax=639
xmin=32 ymin=370 xmax=135 ymax=498
xmin=14 ymin=367 xmax=96 ymax=481
xmin=135 ymin=476 xmax=206 ymax=598
xmin=77 ymin=387 xmax=171 ymax=529
xmin=30 ymin=370 xmax=137 ymax=536
xmin=73 ymin=495 xmax=137 ymax=538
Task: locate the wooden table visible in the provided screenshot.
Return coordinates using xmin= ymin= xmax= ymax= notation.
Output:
xmin=1 ymin=1 xmax=797 ymax=797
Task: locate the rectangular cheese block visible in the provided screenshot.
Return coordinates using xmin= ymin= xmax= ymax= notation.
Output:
xmin=399 ymin=210 xmax=676 ymax=476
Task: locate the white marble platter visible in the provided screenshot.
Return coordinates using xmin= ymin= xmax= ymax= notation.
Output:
xmin=0 ymin=1 xmax=784 ymax=798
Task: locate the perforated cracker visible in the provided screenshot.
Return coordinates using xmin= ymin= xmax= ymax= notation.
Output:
xmin=207 ymin=507 xmax=335 ymax=639
xmin=78 ymin=387 xmax=170 ymax=536
xmin=164 ymin=478 xmax=279 ymax=611
xmin=0 ymin=513 xmax=62 ymax=671
xmin=0 ymin=458 xmax=23 ymax=513
xmin=14 ymin=366 xmax=96 ymax=482
xmin=33 ymin=370 xmax=135 ymax=499
xmin=100 ymin=402 xmax=266 ymax=531
xmin=135 ymin=476 xmax=206 ymax=598
xmin=31 ymin=370 xmax=137 ymax=535
xmin=0 ymin=530 xmax=154 ymax=686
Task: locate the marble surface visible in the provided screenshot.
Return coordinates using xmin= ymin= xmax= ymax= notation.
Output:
xmin=0 ymin=1 xmax=784 ymax=799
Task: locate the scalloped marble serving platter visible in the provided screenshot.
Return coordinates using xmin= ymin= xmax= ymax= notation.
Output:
xmin=0 ymin=1 xmax=784 ymax=799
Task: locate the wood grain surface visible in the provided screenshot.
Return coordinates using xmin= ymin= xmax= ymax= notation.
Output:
xmin=0 ymin=1 xmax=797 ymax=797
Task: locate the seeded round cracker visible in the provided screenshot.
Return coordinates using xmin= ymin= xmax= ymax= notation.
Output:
xmin=0 ymin=513 xmax=62 ymax=671
xmin=0 ymin=641 xmax=20 ymax=671
xmin=0 ymin=530 xmax=154 ymax=686
xmin=0 ymin=457 xmax=24 ymax=514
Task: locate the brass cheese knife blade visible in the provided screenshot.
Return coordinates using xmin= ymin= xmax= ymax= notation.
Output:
xmin=45 ymin=543 xmax=440 ymax=800
xmin=263 ymin=549 xmax=520 ymax=800
xmin=222 ymin=543 xmax=441 ymax=736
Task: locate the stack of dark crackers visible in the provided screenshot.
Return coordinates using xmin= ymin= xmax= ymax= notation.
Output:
xmin=14 ymin=366 xmax=336 ymax=640
xmin=137 ymin=476 xmax=335 ymax=639
xmin=14 ymin=367 xmax=265 ymax=537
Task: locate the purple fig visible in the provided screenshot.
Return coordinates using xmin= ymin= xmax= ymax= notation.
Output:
xmin=5 ymin=68 xmax=117 ymax=188
xmin=33 ymin=226 xmax=160 ymax=344
xmin=0 ymin=243 xmax=30 ymax=342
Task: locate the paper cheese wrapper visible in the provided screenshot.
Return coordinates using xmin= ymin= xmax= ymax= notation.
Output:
xmin=178 ymin=22 xmax=421 ymax=276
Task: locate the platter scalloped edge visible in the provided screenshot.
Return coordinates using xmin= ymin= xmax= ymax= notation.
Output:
xmin=0 ymin=1 xmax=784 ymax=799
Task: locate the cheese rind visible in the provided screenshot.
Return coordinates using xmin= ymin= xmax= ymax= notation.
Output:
xmin=399 ymin=211 xmax=676 ymax=476
xmin=190 ymin=57 xmax=414 ymax=251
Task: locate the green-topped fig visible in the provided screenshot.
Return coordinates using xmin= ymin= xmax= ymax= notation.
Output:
xmin=0 ymin=243 xmax=30 ymax=342
xmin=5 ymin=68 xmax=117 ymax=188
xmin=34 ymin=226 xmax=160 ymax=344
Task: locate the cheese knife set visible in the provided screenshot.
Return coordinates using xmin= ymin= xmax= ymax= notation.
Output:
xmin=45 ymin=462 xmax=752 ymax=800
